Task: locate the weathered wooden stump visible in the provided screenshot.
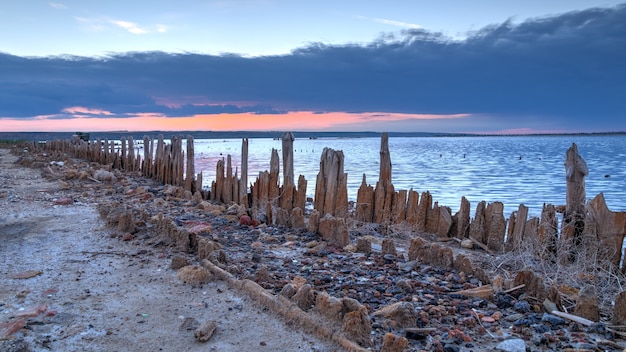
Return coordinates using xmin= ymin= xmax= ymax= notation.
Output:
xmin=584 ymin=193 xmax=626 ymax=269
xmin=314 ymin=148 xmax=348 ymax=218
xmin=561 ymin=143 xmax=588 ymax=261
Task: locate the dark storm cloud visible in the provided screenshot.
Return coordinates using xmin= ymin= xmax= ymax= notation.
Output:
xmin=1 ymin=4 xmax=625 ymax=130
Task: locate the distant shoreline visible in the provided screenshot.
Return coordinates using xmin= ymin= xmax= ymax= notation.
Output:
xmin=1 ymin=130 xmax=625 ymax=142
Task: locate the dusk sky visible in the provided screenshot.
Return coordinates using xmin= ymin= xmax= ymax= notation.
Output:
xmin=1 ymin=1 xmax=625 ymax=134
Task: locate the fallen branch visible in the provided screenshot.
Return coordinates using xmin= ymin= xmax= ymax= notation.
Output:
xmin=549 ymin=310 xmax=594 ymax=326
xmin=470 ymin=237 xmax=494 ymax=254
xmin=451 ymin=285 xmax=493 ymax=300
xmin=404 ymin=327 xmax=437 ymax=334
xmin=503 ymin=284 xmax=525 ymax=294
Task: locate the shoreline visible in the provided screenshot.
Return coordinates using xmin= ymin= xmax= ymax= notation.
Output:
xmin=2 ymin=130 xmax=626 ymax=143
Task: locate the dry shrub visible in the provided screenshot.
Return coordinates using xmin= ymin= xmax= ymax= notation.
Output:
xmin=488 ymin=222 xmax=625 ymax=316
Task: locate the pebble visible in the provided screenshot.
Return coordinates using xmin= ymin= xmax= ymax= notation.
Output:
xmin=540 ymin=313 xmax=566 ymax=327
xmin=44 ymin=153 xmax=619 ymax=352
xmin=495 ymin=338 xmax=526 ymax=352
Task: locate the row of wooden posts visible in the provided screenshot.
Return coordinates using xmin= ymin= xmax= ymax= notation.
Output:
xmin=41 ymin=132 xmax=625 ymax=273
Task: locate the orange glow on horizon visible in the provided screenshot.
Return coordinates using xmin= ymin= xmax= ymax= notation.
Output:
xmin=0 ymin=111 xmax=471 ymax=132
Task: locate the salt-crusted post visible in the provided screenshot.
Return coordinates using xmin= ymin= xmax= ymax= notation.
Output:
xmin=356 ymin=174 xmax=374 ymax=222
xmin=506 ymin=204 xmax=529 ymax=251
xmin=280 ymin=132 xmax=295 ymax=211
xmin=142 ymin=136 xmax=151 ymax=177
xmin=314 ymin=148 xmax=348 ymax=217
xmin=535 ymin=203 xmax=558 ymax=259
xmin=374 ymin=133 xmax=393 ymax=224
xmin=455 ymin=197 xmax=471 ymax=239
xmin=185 ymin=135 xmax=195 ymax=193
xmin=584 ymin=193 xmax=626 ymax=269
xmin=239 ymin=138 xmax=249 ymax=206
xmin=562 ymin=143 xmax=588 ymax=260
xmin=128 ymin=136 xmax=135 ymax=172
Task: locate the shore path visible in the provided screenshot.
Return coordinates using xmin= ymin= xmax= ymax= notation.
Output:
xmin=0 ymin=147 xmax=337 ymax=352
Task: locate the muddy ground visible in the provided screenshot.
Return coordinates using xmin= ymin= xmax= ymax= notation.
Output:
xmin=0 ymin=147 xmax=338 ymax=352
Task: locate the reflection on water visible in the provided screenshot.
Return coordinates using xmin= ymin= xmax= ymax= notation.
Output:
xmin=192 ymin=135 xmax=626 ymax=217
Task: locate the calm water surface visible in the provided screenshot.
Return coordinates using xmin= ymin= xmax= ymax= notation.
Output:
xmin=192 ymin=135 xmax=626 ymax=217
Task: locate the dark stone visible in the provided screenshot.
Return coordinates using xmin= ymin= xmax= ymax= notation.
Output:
xmin=514 ymin=300 xmax=531 ymax=313
xmin=541 ymin=313 xmax=566 ymax=327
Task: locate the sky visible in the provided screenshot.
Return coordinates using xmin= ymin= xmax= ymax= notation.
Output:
xmin=1 ymin=0 xmax=625 ymax=134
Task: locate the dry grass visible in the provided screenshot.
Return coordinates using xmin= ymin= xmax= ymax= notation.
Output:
xmin=487 ymin=223 xmax=625 ymax=317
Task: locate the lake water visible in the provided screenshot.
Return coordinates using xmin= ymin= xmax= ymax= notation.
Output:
xmin=192 ymin=135 xmax=626 ymax=217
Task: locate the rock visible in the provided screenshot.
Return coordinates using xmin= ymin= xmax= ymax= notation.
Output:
xmin=373 ymin=302 xmax=418 ymax=328
xmin=395 ymin=278 xmax=412 ymax=292
xmin=121 ymin=233 xmax=133 ymax=241
xmin=54 ymin=197 xmax=73 ymax=205
xmin=541 ymin=313 xmax=566 ymax=326
xmin=513 ymin=301 xmax=531 ymax=313
xmin=380 ymin=333 xmax=409 ymax=352
xmin=495 ymin=338 xmax=526 ymax=352
xmin=460 ymin=239 xmax=473 ymax=249
xmin=9 ymin=270 xmax=43 ymax=279
xmin=612 ymin=290 xmax=626 ymax=325
xmin=194 ymin=320 xmax=217 ymax=342
xmin=0 ymin=338 xmax=30 ymax=352
xmin=179 ymin=317 xmax=199 ymax=331
xmin=176 ymin=265 xmax=213 ymax=285
xmin=574 ymin=285 xmax=600 ymax=322
xmin=291 ymin=284 xmax=315 ymax=311
xmin=239 ymin=215 xmax=253 ymax=226
xmin=94 ymin=169 xmax=117 ymax=182
xmin=170 ymin=256 xmax=190 ymax=270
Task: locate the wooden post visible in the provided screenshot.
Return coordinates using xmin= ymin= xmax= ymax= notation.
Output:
xmin=379 ymin=132 xmax=391 ymax=186
xmin=485 ymin=202 xmax=506 ymax=252
xmin=585 ymin=193 xmax=626 ymax=269
xmin=185 ymin=135 xmax=195 ymax=193
xmin=295 ymin=175 xmax=307 ymax=211
xmin=506 ymin=204 xmax=529 ymax=251
xmin=356 ymin=174 xmax=374 ymax=222
xmin=416 ymin=191 xmax=432 ymax=232
xmin=314 ymin=148 xmax=348 ymax=217
xmin=213 ymin=159 xmax=225 ymax=202
xmin=562 ymin=143 xmax=589 ymax=260
xmin=280 ymin=132 xmax=295 ymax=212
xmin=224 ymin=155 xmax=233 ymax=204
xmin=269 ymin=149 xmax=280 ymax=206
xmin=240 ymin=138 xmax=249 ymax=206
xmin=374 ymin=133 xmax=393 ymax=224
xmin=455 ymin=197 xmax=471 ymax=239
xmin=406 ymin=189 xmax=420 ymax=225
xmin=128 ymin=136 xmax=135 ymax=172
